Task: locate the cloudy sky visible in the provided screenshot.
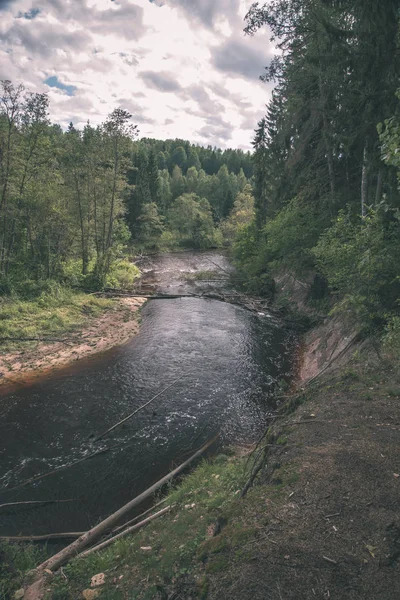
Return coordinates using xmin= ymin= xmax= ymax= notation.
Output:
xmin=0 ymin=0 xmax=274 ymax=149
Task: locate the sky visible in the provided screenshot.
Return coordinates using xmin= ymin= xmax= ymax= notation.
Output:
xmin=0 ymin=0 xmax=275 ymax=149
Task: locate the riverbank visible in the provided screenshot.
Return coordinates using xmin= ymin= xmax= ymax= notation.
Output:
xmin=0 ymin=293 xmax=146 ymax=391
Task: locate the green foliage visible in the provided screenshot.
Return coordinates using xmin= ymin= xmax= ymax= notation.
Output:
xmin=0 ymin=81 xmax=138 ymax=290
xmin=137 ymin=202 xmax=165 ymax=244
xmin=264 ymin=197 xmax=329 ymax=273
xmin=382 ymin=316 xmax=400 ymax=358
xmin=313 ymin=208 xmax=400 ymax=328
xmin=379 ymin=88 xmax=400 ymax=194
xmin=105 ymin=259 xmax=140 ymax=289
xmin=232 ymin=224 xmax=275 ymax=298
xmin=220 ymin=185 xmax=255 ymax=244
xmin=0 ymin=542 xmax=49 ymax=599
xmin=167 ymin=193 xmax=217 ymax=248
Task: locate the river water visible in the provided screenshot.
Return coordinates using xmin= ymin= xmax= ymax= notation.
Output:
xmin=0 ymin=252 xmax=294 ymax=537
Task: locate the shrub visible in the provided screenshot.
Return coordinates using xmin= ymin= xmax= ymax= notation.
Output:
xmin=105 ymin=259 xmax=140 ymax=289
xmin=313 ymin=206 xmax=400 ymax=329
xmin=383 ymin=316 xmax=400 ymax=358
xmin=264 ymin=197 xmax=330 ymax=274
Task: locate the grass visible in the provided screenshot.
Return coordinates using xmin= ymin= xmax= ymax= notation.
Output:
xmin=0 ymin=286 xmax=113 ymax=351
xmin=0 ymin=542 xmax=49 ymax=600
xmin=4 ymin=454 xmax=251 ymax=600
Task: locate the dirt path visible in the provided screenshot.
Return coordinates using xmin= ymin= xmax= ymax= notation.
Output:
xmin=0 ymin=297 xmax=146 ymax=391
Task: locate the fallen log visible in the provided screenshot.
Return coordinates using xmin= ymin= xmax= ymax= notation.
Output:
xmin=204 ymin=257 xmax=232 ymax=276
xmin=113 ymin=498 xmax=168 ymax=533
xmin=93 ymin=373 xmax=186 ymax=442
xmin=1 ymin=499 xmax=169 ymax=543
xmin=0 ymin=499 xmax=73 ymax=511
xmin=29 ymin=434 xmax=218 ymax=578
xmin=79 ymin=505 xmax=171 ymax=558
xmin=0 ymin=532 xmax=84 ymax=542
xmin=0 ymin=337 xmax=71 ymax=343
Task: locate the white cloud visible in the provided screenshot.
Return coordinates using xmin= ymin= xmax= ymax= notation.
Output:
xmin=0 ymin=0 xmax=275 ymax=149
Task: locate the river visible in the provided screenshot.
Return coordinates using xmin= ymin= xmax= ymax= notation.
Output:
xmin=0 ymin=252 xmax=294 ymax=537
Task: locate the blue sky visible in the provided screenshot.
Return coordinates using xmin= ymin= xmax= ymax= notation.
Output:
xmin=0 ymin=0 xmax=274 ymax=148
xmin=44 ymin=75 xmax=77 ymax=96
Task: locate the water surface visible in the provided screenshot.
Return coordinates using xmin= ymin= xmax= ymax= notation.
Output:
xmin=0 ymin=252 xmax=293 ymax=536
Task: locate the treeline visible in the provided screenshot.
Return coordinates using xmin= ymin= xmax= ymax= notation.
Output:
xmin=138 ymin=138 xmax=253 ymax=178
xmin=126 ymin=141 xmax=250 ymax=245
xmin=235 ymin=0 xmax=400 ymax=341
xmin=0 ymin=80 xmax=251 ymax=291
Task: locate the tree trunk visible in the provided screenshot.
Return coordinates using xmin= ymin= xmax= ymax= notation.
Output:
xmin=361 ymin=140 xmax=369 ymax=217
xmin=74 ymin=172 xmax=88 ymax=275
xmin=375 ymin=168 xmax=383 ymax=204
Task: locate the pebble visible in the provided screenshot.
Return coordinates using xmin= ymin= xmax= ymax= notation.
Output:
xmin=91 ymin=573 xmax=106 ymax=587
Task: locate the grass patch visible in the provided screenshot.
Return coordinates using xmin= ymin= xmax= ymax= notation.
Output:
xmin=0 ymin=286 xmax=113 ymax=351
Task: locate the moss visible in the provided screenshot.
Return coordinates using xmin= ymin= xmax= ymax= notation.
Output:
xmin=198 ymin=535 xmax=228 ymax=559
xmin=206 ymin=555 xmax=230 ymax=574
xmin=276 ymin=435 xmax=288 ymax=445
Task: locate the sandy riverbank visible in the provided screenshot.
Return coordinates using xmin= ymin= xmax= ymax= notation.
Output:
xmin=0 ymin=296 xmax=146 ymax=391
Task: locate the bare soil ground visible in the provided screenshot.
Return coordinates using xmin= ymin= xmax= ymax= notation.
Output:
xmin=204 ymin=359 xmax=400 ymax=600
xmin=0 ymin=297 xmax=146 ymax=391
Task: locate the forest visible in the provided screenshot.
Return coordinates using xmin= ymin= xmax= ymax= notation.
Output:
xmin=1 ymin=2 xmax=400 ymax=598
xmin=0 ymin=81 xmax=252 ymax=293
xmin=1 ymin=0 xmax=400 ymax=347
xmin=232 ymin=0 xmax=400 ymax=347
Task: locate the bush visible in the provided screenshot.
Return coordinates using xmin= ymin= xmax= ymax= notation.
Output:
xmin=383 ymin=316 xmax=400 ymax=358
xmin=232 ymin=224 xmax=275 ymax=298
xmin=313 ymin=206 xmax=400 ymax=329
xmin=263 ymin=196 xmax=330 ymax=274
xmin=105 ymin=259 xmax=140 ymax=289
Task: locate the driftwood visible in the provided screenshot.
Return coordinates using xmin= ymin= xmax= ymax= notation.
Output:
xmin=93 ymin=374 xmax=186 ymax=442
xmin=113 ymin=498 xmax=168 ymax=533
xmin=0 ymin=337 xmax=70 ymax=343
xmin=0 ymin=499 xmax=169 ymax=543
xmin=29 ymin=435 xmax=218 ymax=579
xmin=79 ymin=505 xmax=171 ymax=558
xmin=94 ymin=289 xmax=272 ymax=317
xmin=0 ymin=532 xmax=84 ymax=542
xmin=204 ymin=257 xmax=232 ymax=276
xmin=302 ymin=332 xmax=361 ymax=388
xmin=2 ymin=442 xmax=122 ymax=494
xmin=0 ymin=499 xmax=73 ymax=511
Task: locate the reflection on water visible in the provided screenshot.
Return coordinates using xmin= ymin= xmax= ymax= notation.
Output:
xmin=0 ymin=252 xmax=294 ymax=535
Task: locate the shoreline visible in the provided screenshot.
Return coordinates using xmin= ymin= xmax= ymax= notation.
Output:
xmin=0 ymin=296 xmax=147 ymax=393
